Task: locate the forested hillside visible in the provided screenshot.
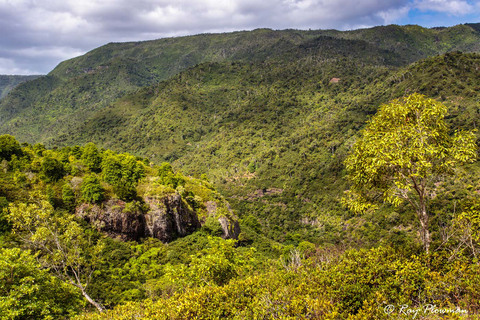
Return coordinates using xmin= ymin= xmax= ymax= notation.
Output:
xmin=51 ymin=52 xmax=480 ymax=248
xmin=1 ymin=24 xmax=480 ymax=144
xmin=0 ymin=75 xmax=41 ymax=99
xmin=1 ymin=23 xmax=480 ymax=319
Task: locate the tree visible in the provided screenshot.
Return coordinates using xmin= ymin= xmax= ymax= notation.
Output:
xmin=7 ymin=196 xmax=106 ymax=312
xmin=162 ymin=237 xmax=246 ymax=288
xmin=0 ymin=134 xmax=22 ymax=161
xmin=62 ymin=183 xmax=76 ymax=211
xmin=343 ymin=94 xmax=477 ymax=253
xmin=156 ymin=162 xmax=185 ymax=188
xmin=81 ymin=175 xmax=105 ymax=204
xmin=0 ymin=248 xmax=83 ymax=319
xmin=81 ymin=143 xmax=102 ymax=173
xmin=102 ymin=153 xmax=145 ymax=200
xmin=40 ymin=151 xmax=65 ymax=182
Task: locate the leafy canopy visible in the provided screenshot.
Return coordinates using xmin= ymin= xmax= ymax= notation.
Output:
xmin=0 ymin=248 xmax=83 ymax=319
xmin=344 ymin=93 xmax=477 ymax=212
xmin=343 ymin=93 xmax=477 ymax=252
xmin=7 ymin=196 xmax=106 ymax=312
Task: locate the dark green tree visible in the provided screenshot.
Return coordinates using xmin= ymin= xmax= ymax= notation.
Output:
xmin=0 ymin=134 xmax=22 ymax=161
xmin=40 ymin=152 xmax=65 ymax=182
xmin=81 ymin=143 xmax=102 ymax=173
xmin=81 ymin=175 xmax=105 ymax=204
xmin=102 ymin=153 xmax=145 ymax=200
xmin=62 ymin=184 xmax=76 ymax=211
xmin=157 ymin=162 xmax=184 ymax=188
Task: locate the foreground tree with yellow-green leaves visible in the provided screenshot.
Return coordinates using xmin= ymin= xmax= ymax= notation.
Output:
xmin=343 ymin=93 xmax=477 ymax=253
xmin=7 ymin=196 xmax=106 ymax=312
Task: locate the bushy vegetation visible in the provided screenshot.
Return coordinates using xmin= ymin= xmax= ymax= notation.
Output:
xmin=45 ymin=51 xmax=480 ymax=250
xmin=2 ymin=89 xmax=480 ymax=318
xmin=77 ymin=247 xmax=480 ymax=320
xmin=0 ymin=137 xmax=251 ymax=315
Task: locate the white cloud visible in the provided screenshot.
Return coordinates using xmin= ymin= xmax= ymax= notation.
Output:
xmin=15 ymin=46 xmax=84 ymax=60
xmin=378 ymin=6 xmax=411 ymax=24
xmin=414 ymin=0 xmax=474 ymax=15
xmin=0 ymin=58 xmax=37 ymax=75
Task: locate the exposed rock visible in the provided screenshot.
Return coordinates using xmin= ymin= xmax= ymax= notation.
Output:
xmin=144 ymin=194 xmax=201 ymax=243
xmin=205 ymin=201 xmax=241 ymax=240
xmin=218 ymin=216 xmax=241 ymax=240
xmin=76 ymin=193 xmax=200 ymax=242
xmin=76 ymin=193 xmax=239 ymax=242
xmin=76 ymin=200 xmax=145 ymax=241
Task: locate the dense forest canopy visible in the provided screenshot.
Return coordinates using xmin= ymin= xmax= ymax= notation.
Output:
xmin=1 ymin=24 xmax=480 ymax=319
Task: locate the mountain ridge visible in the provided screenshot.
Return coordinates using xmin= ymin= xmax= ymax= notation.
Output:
xmin=1 ymin=23 xmax=480 ymax=145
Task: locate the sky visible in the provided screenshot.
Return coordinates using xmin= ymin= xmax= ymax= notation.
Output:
xmin=0 ymin=0 xmax=478 ymax=75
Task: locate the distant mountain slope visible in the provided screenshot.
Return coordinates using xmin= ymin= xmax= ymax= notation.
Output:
xmin=0 ymin=75 xmax=42 ymax=99
xmin=1 ymin=24 xmax=480 ymax=144
xmin=51 ymin=52 xmax=480 ymax=240
xmin=336 ymin=24 xmax=480 ymax=62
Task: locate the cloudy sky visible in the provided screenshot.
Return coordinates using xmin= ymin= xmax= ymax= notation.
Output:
xmin=0 ymin=0 xmax=478 ymax=75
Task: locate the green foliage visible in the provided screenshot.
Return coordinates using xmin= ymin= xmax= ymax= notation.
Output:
xmin=6 ymin=197 xmax=107 ymax=312
xmin=0 ymin=248 xmax=83 ymax=319
xmin=157 ymin=162 xmax=185 ymax=188
xmin=0 ymin=74 xmax=41 ymax=99
xmin=40 ymin=151 xmax=65 ymax=182
xmin=162 ymin=237 xmax=252 ymax=289
xmin=241 ymin=215 xmax=262 ymax=233
xmin=1 ymin=24 xmax=479 ymax=148
xmin=344 ymin=93 xmax=477 ymax=252
xmin=81 ymin=142 xmax=102 ymax=173
xmin=102 ymin=153 xmax=145 ymax=200
xmin=62 ymin=183 xmax=76 ymax=211
xmin=201 ymin=216 xmax=224 ymax=236
xmin=0 ymin=197 xmax=11 ymax=235
xmin=81 ymin=174 xmax=105 ymax=204
xmin=76 ymin=246 xmax=480 ymax=320
xmin=2 ymin=26 xmax=480 ymax=319
xmin=0 ymin=134 xmax=23 ymax=161
xmin=157 ymin=162 xmax=173 ymax=177
xmin=453 ymin=196 xmax=480 ymax=258
xmin=40 ymin=51 xmax=478 ymax=249
xmin=1 ymin=31 xmax=480 ymax=249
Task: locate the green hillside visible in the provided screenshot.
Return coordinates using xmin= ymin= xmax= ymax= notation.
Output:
xmin=0 ymin=74 xmax=41 ymax=99
xmin=49 ymin=51 xmax=480 ymax=245
xmin=1 ymin=24 xmax=480 ymax=144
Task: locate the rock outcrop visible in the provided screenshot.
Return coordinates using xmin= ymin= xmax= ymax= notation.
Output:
xmin=76 ymin=194 xmax=201 ymax=242
xmin=76 ymin=199 xmax=146 ymax=241
xmin=144 ymin=194 xmax=201 ymax=242
xmin=76 ymin=193 xmax=239 ymax=242
xmin=205 ymin=201 xmax=241 ymax=240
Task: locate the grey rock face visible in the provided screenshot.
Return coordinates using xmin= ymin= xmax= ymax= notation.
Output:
xmin=76 ymin=199 xmax=145 ymax=241
xmin=205 ymin=201 xmax=241 ymax=240
xmin=76 ymin=193 xmax=240 ymax=242
xmin=76 ymin=194 xmax=200 ymax=242
xmin=144 ymin=194 xmax=201 ymax=243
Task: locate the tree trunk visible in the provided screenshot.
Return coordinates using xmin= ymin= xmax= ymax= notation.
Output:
xmin=81 ymin=289 xmax=105 ymax=312
xmin=418 ymin=208 xmax=431 ymax=253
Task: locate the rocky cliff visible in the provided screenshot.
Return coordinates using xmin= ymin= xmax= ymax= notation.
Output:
xmin=76 ymin=193 xmax=239 ymax=242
